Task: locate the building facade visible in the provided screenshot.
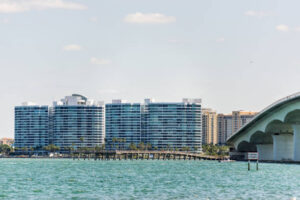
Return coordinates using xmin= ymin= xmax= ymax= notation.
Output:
xmin=14 ymin=95 xmax=202 ymax=153
xmin=51 ymin=94 xmax=105 ymax=149
xmin=105 ymin=100 xmax=141 ymax=150
xmin=14 ymin=103 xmax=49 ymax=149
xmin=217 ymin=111 xmax=256 ymax=145
xmin=232 ymin=111 xmax=257 ymax=133
xmin=202 ymin=108 xmax=218 ymax=145
xmin=142 ymin=99 xmax=202 ymax=152
xmin=217 ymin=114 xmax=232 ymax=145
xmin=0 ymin=138 xmax=14 ymax=146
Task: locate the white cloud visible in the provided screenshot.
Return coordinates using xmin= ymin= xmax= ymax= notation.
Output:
xmin=0 ymin=0 xmax=87 ymax=13
xmin=124 ymin=12 xmax=176 ymax=24
xmin=90 ymin=57 xmax=111 ymax=65
xmin=276 ymin=24 xmax=289 ymax=32
xmin=216 ymin=37 xmax=225 ymax=43
xmin=63 ymin=44 xmax=81 ymax=51
xmin=244 ymin=10 xmax=273 ymax=17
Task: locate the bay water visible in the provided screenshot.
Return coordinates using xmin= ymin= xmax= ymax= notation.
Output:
xmin=0 ymin=159 xmax=299 ymax=199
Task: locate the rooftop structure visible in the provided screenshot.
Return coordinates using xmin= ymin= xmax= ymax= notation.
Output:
xmin=53 ymin=94 xmax=103 ymax=106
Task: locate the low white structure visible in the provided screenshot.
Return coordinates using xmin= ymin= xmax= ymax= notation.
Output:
xmin=227 ymin=92 xmax=300 ymax=161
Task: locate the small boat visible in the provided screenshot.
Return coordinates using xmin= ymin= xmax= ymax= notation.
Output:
xmin=218 ymin=159 xmax=235 ymax=163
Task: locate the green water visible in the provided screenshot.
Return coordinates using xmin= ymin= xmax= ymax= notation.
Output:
xmin=0 ymin=159 xmax=299 ymax=199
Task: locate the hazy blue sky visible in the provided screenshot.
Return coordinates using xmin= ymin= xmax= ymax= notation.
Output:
xmin=1 ymin=0 xmax=300 ymax=137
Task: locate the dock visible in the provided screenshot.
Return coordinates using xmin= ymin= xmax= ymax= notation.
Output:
xmin=71 ymin=150 xmax=224 ymax=161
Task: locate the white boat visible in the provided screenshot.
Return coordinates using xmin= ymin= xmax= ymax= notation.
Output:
xmin=218 ymin=159 xmax=235 ymax=163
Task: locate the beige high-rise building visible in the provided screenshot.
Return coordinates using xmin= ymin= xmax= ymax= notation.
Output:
xmin=232 ymin=111 xmax=257 ymax=133
xmin=217 ymin=111 xmax=257 ymax=145
xmin=202 ymin=108 xmax=218 ymax=145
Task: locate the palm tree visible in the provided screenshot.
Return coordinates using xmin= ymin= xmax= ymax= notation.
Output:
xmin=112 ymin=137 xmax=117 ymax=150
xmin=167 ymin=144 xmax=171 ymax=151
xmin=80 ymin=137 xmax=84 ymax=146
xmin=71 ymin=143 xmax=75 ymax=154
xmin=138 ymin=142 xmax=145 ymax=150
xmin=43 ymin=144 xmax=60 ymax=154
xmin=30 ymin=147 xmax=34 ymax=156
xmin=129 ymin=143 xmax=137 ymax=150
xmin=194 ymin=146 xmax=198 ymax=152
xmin=123 ymin=138 xmax=126 ymax=150
xmin=146 ymin=143 xmax=152 ymax=150
xmin=22 ymin=147 xmax=28 ymax=154
xmin=79 ymin=137 xmax=84 ymax=154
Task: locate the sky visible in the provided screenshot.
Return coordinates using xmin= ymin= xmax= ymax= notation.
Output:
xmin=1 ymin=0 xmax=300 ymax=138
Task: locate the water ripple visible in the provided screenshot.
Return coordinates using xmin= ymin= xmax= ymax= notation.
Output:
xmin=0 ymin=159 xmax=299 ymax=199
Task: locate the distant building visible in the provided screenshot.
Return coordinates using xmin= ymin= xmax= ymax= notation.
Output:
xmin=202 ymin=108 xmax=218 ymax=145
xmin=14 ymin=95 xmax=202 ymax=152
xmin=105 ymin=100 xmax=142 ymax=150
xmin=51 ymin=94 xmax=105 ymax=149
xmin=217 ymin=111 xmax=257 ymax=145
xmin=14 ymin=103 xmax=49 ymax=149
xmin=217 ymin=114 xmax=232 ymax=145
xmin=0 ymin=138 xmax=14 ymax=146
xmin=232 ymin=111 xmax=257 ymax=133
xmin=142 ymin=98 xmax=202 ymax=152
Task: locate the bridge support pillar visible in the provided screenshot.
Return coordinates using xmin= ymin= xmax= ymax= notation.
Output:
xmin=272 ymin=134 xmax=293 ymax=161
xmin=293 ymin=125 xmax=300 ymax=161
xmin=256 ymin=144 xmax=273 ymax=161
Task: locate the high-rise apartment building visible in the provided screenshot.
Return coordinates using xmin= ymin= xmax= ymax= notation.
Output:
xmin=202 ymin=108 xmax=218 ymax=145
xmin=232 ymin=111 xmax=257 ymax=133
xmin=217 ymin=111 xmax=257 ymax=144
xmin=15 ymin=102 xmax=49 ymax=149
xmin=105 ymin=100 xmax=141 ymax=150
xmin=51 ymin=94 xmax=105 ymax=149
xmin=217 ymin=114 xmax=232 ymax=145
xmin=142 ymin=98 xmax=202 ymax=152
xmin=15 ymin=95 xmax=201 ymax=152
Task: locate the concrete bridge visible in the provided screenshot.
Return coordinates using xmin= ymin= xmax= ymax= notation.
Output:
xmin=227 ymin=92 xmax=300 ymax=162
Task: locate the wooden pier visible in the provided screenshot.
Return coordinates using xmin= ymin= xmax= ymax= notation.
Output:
xmin=71 ymin=150 xmax=224 ymax=161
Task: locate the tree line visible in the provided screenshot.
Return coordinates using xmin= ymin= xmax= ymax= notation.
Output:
xmin=7 ymin=137 xmax=226 ymax=155
xmin=202 ymin=144 xmax=229 ymax=156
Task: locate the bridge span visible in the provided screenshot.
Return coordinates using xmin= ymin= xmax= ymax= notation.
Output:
xmin=227 ymin=92 xmax=300 ymax=162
